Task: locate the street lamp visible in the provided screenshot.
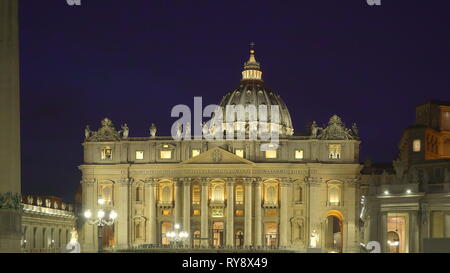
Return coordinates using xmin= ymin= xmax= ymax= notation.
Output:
xmin=166 ymin=223 xmax=189 ymax=247
xmin=83 ymin=198 xmax=117 ymax=253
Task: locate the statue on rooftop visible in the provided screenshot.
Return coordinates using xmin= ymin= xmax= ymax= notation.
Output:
xmin=150 ymin=123 xmax=157 ymax=138
xmin=121 ymin=123 xmax=129 ymax=139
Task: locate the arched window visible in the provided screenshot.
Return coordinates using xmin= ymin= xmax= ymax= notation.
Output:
xmin=328 ymin=186 xmax=341 ymax=205
xmin=235 ymin=185 xmax=244 ymax=205
xmin=162 ymin=186 xmax=172 ymax=202
xmin=212 ymin=184 xmax=224 ymax=202
xmin=192 ymin=185 xmax=200 ymax=205
xmin=100 ymin=184 xmax=113 ymax=205
xmin=265 ymin=184 xmax=278 ymax=205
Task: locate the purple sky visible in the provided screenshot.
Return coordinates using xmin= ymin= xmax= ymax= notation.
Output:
xmin=19 ymin=0 xmax=450 ymax=202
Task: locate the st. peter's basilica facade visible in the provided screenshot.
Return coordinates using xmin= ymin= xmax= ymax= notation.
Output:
xmin=79 ymin=49 xmax=362 ymax=253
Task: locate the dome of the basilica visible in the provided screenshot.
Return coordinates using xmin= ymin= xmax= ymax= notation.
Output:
xmin=216 ymin=49 xmax=294 ymax=137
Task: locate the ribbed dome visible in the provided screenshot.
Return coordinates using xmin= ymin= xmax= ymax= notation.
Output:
xmin=215 ymin=49 xmax=294 ymax=137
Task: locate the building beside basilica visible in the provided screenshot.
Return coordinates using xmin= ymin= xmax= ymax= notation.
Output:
xmin=79 ymin=49 xmax=362 ymax=253
xmin=20 ymin=196 xmax=76 ymax=253
xmin=362 ymin=101 xmax=450 ymax=253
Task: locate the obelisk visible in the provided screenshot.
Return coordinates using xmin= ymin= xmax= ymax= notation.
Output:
xmin=0 ymin=0 xmax=22 ymax=253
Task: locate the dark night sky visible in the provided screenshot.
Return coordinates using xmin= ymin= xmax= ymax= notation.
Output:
xmin=18 ymin=0 xmax=450 ymax=202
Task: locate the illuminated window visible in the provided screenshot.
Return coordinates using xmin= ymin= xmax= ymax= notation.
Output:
xmin=265 ymin=150 xmax=277 ymax=159
xmin=193 ymin=209 xmax=200 ymax=216
xmin=413 ymin=139 xmax=421 ymax=152
xmin=235 ymin=185 xmax=244 ymax=205
xmin=162 ymin=209 xmax=171 ymax=216
xmin=135 ymin=151 xmax=144 ymax=160
xmin=235 ymin=149 xmax=244 ymax=158
xmin=328 ymin=185 xmax=340 ymax=205
xmin=101 ymin=147 xmax=112 ymax=160
xmin=235 ymin=209 xmax=244 ymax=216
xmin=191 ymin=149 xmax=201 ymax=158
xmin=329 ymin=144 xmax=341 ymax=159
xmin=295 ymin=150 xmax=304 ymax=159
xmin=265 ymin=209 xmax=277 ymax=216
xmin=212 ymin=184 xmax=225 ymax=202
xmin=160 ymin=185 xmax=172 ymax=202
xmin=192 ymin=185 xmax=200 ymax=205
xmin=264 ymin=183 xmax=278 ymax=205
xmin=442 ymin=111 xmax=450 ymax=131
xmin=160 ymin=150 xmax=172 ymax=159
xmin=100 ymin=184 xmax=113 ymax=205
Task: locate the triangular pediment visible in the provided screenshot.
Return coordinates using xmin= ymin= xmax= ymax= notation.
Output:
xmin=180 ymin=147 xmax=254 ymax=165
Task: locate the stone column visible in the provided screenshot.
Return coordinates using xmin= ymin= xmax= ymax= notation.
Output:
xmin=182 ymin=178 xmax=191 ymax=246
xmin=145 ymin=178 xmax=157 ymax=244
xmin=254 ymin=178 xmax=263 ymax=247
xmin=445 ymin=212 xmax=450 ymax=238
xmin=81 ymin=178 xmax=96 ymax=252
xmin=244 ymin=178 xmax=253 ymax=246
xmin=200 ymin=178 xmax=209 ymax=247
xmin=174 ymin=179 xmax=182 ymax=226
xmin=226 ymin=178 xmax=234 ymax=247
xmin=0 ymin=0 xmax=21 ymax=253
xmin=117 ymin=178 xmax=130 ymax=249
xmin=410 ymin=211 xmax=420 ymax=253
xmin=380 ymin=212 xmax=387 ymax=253
xmin=279 ymin=178 xmax=290 ymax=248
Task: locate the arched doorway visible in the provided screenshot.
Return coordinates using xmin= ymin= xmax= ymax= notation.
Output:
xmin=193 ymin=230 xmax=201 ymax=247
xmin=235 ymin=230 xmax=244 ymax=247
xmin=264 ymin=222 xmax=278 ymax=247
xmin=103 ymin=225 xmax=115 ymax=248
xmin=212 ymin=222 xmax=224 ymax=247
xmin=387 ymin=231 xmax=400 ymax=253
xmin=325 ymin=210 xmax=343 ymax=252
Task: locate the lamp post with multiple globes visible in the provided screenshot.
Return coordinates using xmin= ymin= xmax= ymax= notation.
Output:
xmin=83 ymin=198 xmax=117 ymax=253
xmin=166 ymin=223 xmax=189 ymax=247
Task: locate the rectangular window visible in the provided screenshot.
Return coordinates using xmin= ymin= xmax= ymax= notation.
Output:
xmin=192 ymin=186 xmax=200 ymax=205
xmin=162 ymin=209 xmax=171 ymax=216
xmin=160 ymin=150 xmax=172 ymax=159
xmin=235 ymin=209 xmax=244 ymax=216
xmin=328 ymin=144 xmax=342 ymax=159
xmin=442 ymin=111 xmax=450 ymax=131
xmin=413 ymin=139 xmax=421 ymax=152
xmin=235 ymin=149 xmax=244 ymax=158
xmin=265 ymin=150 xmax=277 ymax=159
xmin=295 ymin=149 xmax=304 ymax=159
xmin=193 ymin=209 xmax=201 ymax=216
xmin=135 ymin=151 xmax=144 ymax=160
xmin=101 ymin=147 xmax=113 ymax=160
xmin=431 ymin=211 xmax=444 ymax=238
xmin=191 ymin=149 xmax=201 ymax=158
xmin=265 ymin=209 xmax=277 ymax=216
